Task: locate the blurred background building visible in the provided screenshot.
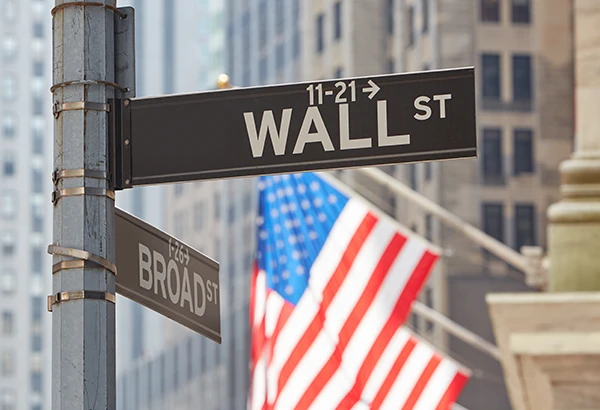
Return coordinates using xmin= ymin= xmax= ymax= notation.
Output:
xmin=116 ymin=0 xmax=575 ymax=408
xmin=0 ymin=1 xmax=53 ymax=409
xmin=297 ymin=0 xmax=574 ymax=408
xmin=0 ymin=0 xmax=575 ymax=409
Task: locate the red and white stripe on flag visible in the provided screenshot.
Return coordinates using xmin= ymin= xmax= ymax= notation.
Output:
xmin=249 ymin=186 xmax=470 ymax=410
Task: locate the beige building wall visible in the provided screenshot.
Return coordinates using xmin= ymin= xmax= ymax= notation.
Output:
xmin=301 ymin=0 xmax=573 ymax=407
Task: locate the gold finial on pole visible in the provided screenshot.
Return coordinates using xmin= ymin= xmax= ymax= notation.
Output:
xmin=217 ymin=74 xmax=231 ymax=89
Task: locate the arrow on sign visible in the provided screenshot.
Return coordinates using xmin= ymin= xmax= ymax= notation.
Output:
xmin=362 ymin=80 xmax=380 ymax=100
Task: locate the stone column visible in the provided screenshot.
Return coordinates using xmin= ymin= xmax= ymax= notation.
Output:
xmin=487 ymin=2 xmax=600 ymax=410
xmin=547 ymin=0 xmax=600 ymax=291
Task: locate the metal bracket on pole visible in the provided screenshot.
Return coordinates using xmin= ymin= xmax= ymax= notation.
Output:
xmin=51 ymin=187 xmax=115 ymax=205
xmin=109 ymin=99 xmax=133 ymax=190
xmin=114 ymin=7 xmax=136 ymax=99
xmin=53 ymin=101 xmax=110 ymax=118
xmin=48 ymin=244 xmax=118 ymax=276
xmin=52 ymin=169 xmax=110 ymax=185
xmin=47 ymin=291 xmax=116 ymax=312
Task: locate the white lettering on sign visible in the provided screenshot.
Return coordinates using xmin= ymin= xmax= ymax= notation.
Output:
xmin=243 ymin=109 xmax=292 ymax=157
xmin=293 ymin=106 xmax=335 ymax=154
xmin=243 ymin=100 xmax=414 ymax=157
xmin=414 ymin=94 xmax=452 ymax=121
xmin=339 ymin=103 xmax=371 ymax=150
xmin=377 ymin=100 xmax=410 ymax=147
xmin=137 ymin=243 xmax=218 ymax=317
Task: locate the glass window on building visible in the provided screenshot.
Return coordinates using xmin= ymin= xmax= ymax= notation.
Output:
xmin=33 ymin=61 xmax=44 ymax=77
xmin=334 ymin=1 xmax=342 ymax=40
xmin=259 ymin=56 xmax=267 ymax=84
xmin=2 ymin=114 xmax=16 ymax=138
xmin=33 ymin=22 xmax=44 ymax=39
xmin=243 ymin=192 xmax=253 ymax=211
xmin=293 ymin=28 xmax=301 ymax=58
xmin=2 ymin=152 xmax=15 ymax=177
xmin=424 ymin=287 xmax=434 ymax=331
xmin=32 ymin=117 xmax=44 ymax=154
xmin=173 ymin=211 xmax=187 ymax=238
xmin=481 ymin=0 xmax=500 ymax=22
xmin=1 ymin=311 xmax=13 ymax=336
xmin=31 ymin=371 xmax=43 ymax=393
xmin=482 ymin=203 xmax=505 ymax=260
xmin=1 ymin=231 xmax=16 ymax=257
xmin=334 ymin=67 xmax=343 ymax=78
xmin=388 ymin=59 xmax=395 ymax=74
xmin=0 ymin=269 xmax=16 ymax=295
xmin=214 ymin=192 xmax=221 ymax=219
xmin=259 ymin=1 xmax=267 ymax=46
xmin=276 ymin=0 xmax=284 ymax=35
xmin=2 ymin=36 xmax=17 ymax=60
xmin=32 ymin=246 xmax=43 ymax=274
xmin=483 ymin=203 xmax=504 ymax=240
xmin=1 ymin=191 xmax=17 ymax=219
xmin=512 ymin=0 xmax=530 ymax=23
xmin=194 ymin=202 xmax=204 ymax=231
xmin=387 ymin=0 xmax=394 ymax=34
xmin=32 ymin=198 xmax=44 ymax=233
xmin=424 ymin=162 xmax=432 ymax=181
xmin=514 ymin=129 xmax=534 ymax=175
xmin=174 ymin=184 xmax=184 ymax=196
xmin=482 ymin=53 xmax=501 ymax=100
xmin=32 ymin=169 xmax=43 ymax=193
xmin=31 ymin=297 xmax=43 ymax=325
xmin=512 ymin=54 xmax=532 ymax=102
xmin=422 ymin=0 xmax=429 ymax=33
xmin=407 ymin=5 xmax=415 ymax=46
xmin=409 ymin=164 xmax=417 ymax=190
xmin=515 ymin=204 xmax=536 ymax=250
xmin=5 ymin=0 xmax=17 ymax=22
xmin=276 ymin=44 xmax=284 ymax=70
xmin=482 ymin=128 xmax=503 ymax=184
xmin=0 ymin=388 xmax=16 ymax=410
xmin=316 ymin=13 xmax=325 ymax=53
xmin=228 ymin=204 xmax=235 ymax=223
xmin=32 ymin=334 xmax=42 ymax=352
xmin=1 ymin=75 xmax=17 ymax=101
xmin=32 ymin=97 xmax=44 ymax=116
xmin=0 ymin=349 xmax=15 ymax=376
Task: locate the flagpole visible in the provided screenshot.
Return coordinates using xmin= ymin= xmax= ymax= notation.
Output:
xmin=354 ymin=167 xmax=547 ymax=286
xmin=411 ymin=301 xmax=501 ymax=361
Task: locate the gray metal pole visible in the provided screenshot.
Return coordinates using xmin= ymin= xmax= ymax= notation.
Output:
xmin=51 ymin=1 xmax=116 ymax=409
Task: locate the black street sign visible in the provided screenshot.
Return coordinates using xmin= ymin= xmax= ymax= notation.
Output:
xmin=113 ymin=67 xmax=476 ymax=189
xmin=115 ymin=208 xmax=221 ymax=343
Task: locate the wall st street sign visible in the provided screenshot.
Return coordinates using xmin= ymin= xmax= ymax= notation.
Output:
xmin=112 ymin=67 xmax=476 ymax=189
xmin=115 ymin=208 xmax=221 ymax=343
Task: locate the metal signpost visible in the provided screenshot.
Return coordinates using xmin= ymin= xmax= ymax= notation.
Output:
xmin=115 ymin=208 xmax=221 ymax=343
xmin=111 ymin=68 xmax=476 ymax=189
xmin=51 ymin=1 xmax=476 ymax=408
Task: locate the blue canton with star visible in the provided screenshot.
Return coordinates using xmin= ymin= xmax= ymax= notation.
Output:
xmin=256 ymin=173 xmax=349 ymax=305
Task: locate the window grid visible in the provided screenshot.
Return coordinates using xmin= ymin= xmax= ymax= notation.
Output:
xmin=482 ymin=53 xmax=501 ymax=100
xmin=482 ymin=128 xmax=504 ymax=184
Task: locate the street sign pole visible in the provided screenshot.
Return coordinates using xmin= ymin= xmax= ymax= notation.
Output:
xmin=50 ymin=2 xmax=121 ymax=408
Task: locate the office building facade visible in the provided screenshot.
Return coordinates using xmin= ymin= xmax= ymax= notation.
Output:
xmin=116 ymin=1 xmax=574 ymax=409
xmin=0 ymin=1 xmax=53 ymax=409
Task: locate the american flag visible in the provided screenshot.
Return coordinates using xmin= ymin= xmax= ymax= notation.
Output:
xmin=249 ymin=173 xmax=469 ymax=410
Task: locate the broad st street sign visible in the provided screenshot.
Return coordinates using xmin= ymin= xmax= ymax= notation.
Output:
xmin=115 ymin=208 xmax=221 ymax=343
xmin=112 ymin=67 xmax=476 ymax=189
